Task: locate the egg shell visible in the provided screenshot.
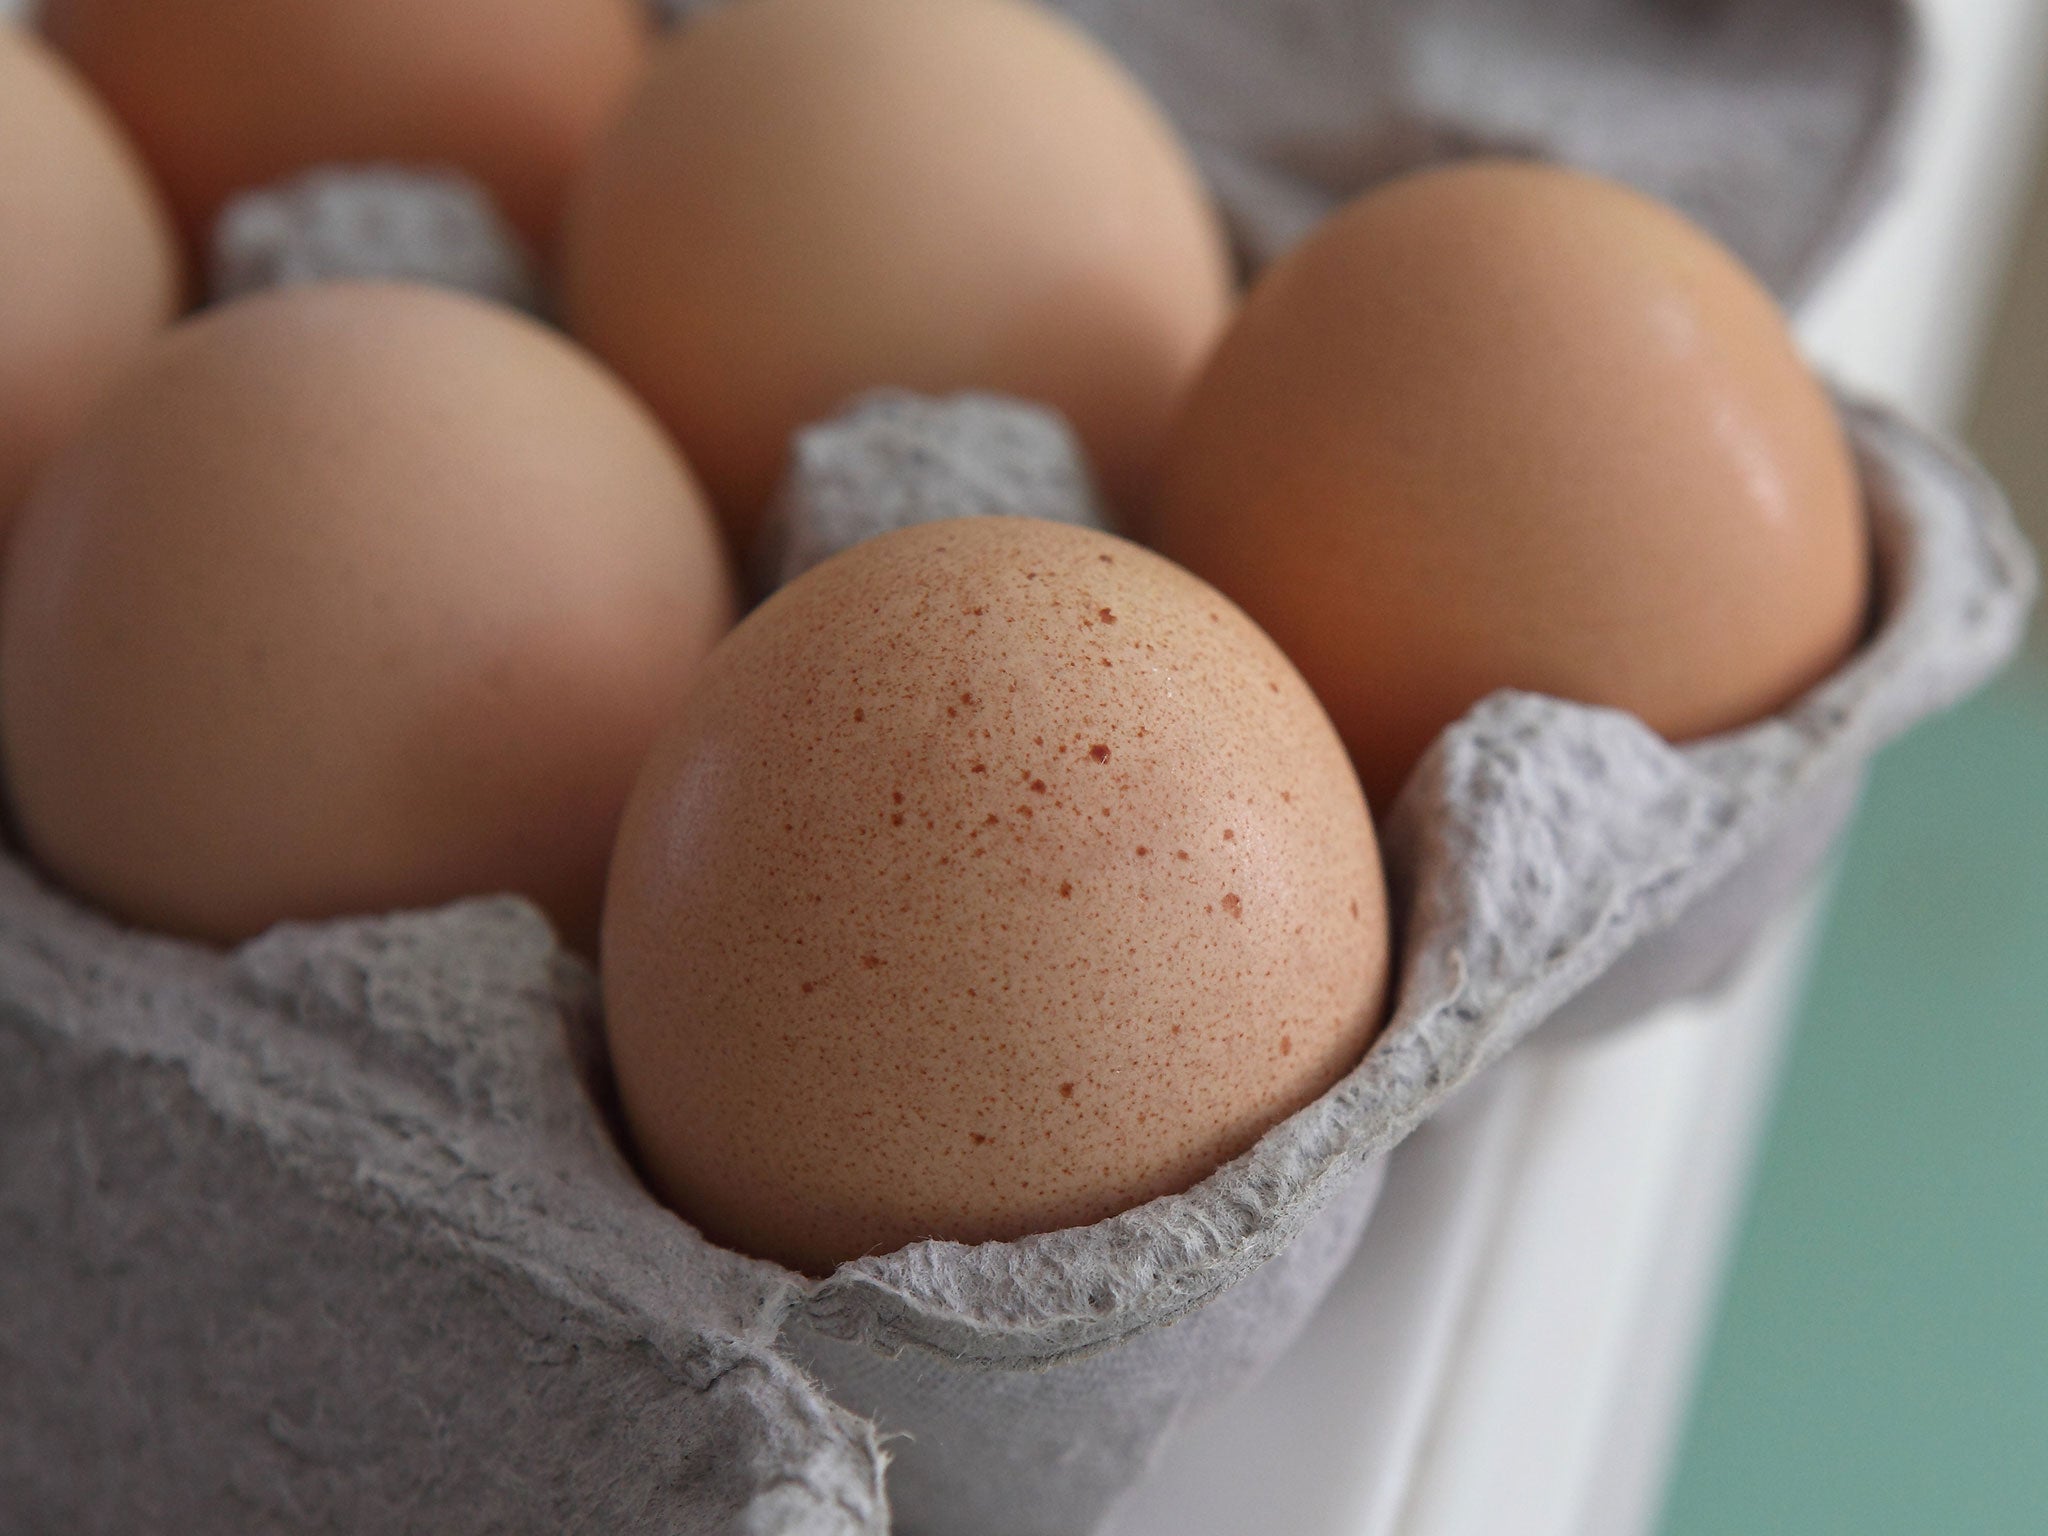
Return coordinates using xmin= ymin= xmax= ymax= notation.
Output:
xmin=0 ymin=25 xmax=181 ymax=524
xmin=1146 ymin=159 xmax=1871 ymax=810
xmin=562 ymin=0 xmax=1234 ymax=545
xmin=0 ymin=281 xmax=735 ymax=950
xmin=42 ymin=0 xmax=650 ymax=258
xmin=602 ymin=516 xmax=1389 ymax=1276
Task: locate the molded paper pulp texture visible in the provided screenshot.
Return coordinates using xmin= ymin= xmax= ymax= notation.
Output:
xmin=208 ymin=166 xmax=543 ymax=316
xmin=3 ymin=2 xmax=2035 ymax=1535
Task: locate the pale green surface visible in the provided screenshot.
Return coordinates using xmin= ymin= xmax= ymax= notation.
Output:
xmin=1662 ymin=667 xmax=2048 ymax=1534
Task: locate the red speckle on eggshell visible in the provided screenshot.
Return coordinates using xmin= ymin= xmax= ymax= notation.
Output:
xmin=601 ymin=518 xmax=1388 ymax=1275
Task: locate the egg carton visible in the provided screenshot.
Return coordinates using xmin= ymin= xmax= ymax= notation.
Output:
xmin=1 ymin=388 xmax=2027 ymax=1536
xmin=3 ymin=2 xmax=2032 ymax=1535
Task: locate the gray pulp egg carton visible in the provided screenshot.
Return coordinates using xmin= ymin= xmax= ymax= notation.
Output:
xmin=2 ymin=1 xmax=2035 ymax=1534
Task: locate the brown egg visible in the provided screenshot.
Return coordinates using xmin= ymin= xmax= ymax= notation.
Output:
xmin=42 ymin=0 xmax=648 ymax=257
xmin=603 ymin=517 xmax=1388 ymax=1275
xmin=562 ymin=0 xmax=1234 ymax=547
xmin=0 ymin=282 xmax=735 ymax=950
xmin=1144 ymin=159 xmax=1870 ymax=810
xmin=0 ymin=26 xmax=181 ymax=525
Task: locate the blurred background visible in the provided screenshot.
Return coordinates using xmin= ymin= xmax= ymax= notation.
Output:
xmin=1663 ymin=0 xmax=2048 ymax=1528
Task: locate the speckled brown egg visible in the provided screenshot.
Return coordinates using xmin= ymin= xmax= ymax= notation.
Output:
xmin=1145 ymin=159 xmax=1869 ymax=811
xmin=0 ymin=26 xmax=181 ymax=526
xmin=0 ymin=281 xmax=735 ymax=951
xmin=602 ymin=517 xmax=1389 ymax=1275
